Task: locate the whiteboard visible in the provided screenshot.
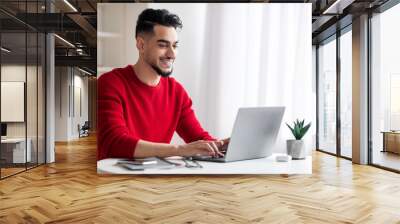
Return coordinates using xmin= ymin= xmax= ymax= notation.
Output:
xmin=1 ymin=82 xmax=25 ymax=122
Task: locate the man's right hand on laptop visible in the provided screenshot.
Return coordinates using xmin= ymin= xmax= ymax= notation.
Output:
xmin=177 ymin=140 xmax=225 ymax=158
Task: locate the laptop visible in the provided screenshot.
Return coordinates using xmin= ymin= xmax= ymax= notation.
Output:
xmin=192 ymin=107 xmax=285 ymax=162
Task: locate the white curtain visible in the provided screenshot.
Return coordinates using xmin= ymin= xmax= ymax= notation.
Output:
xmin=98 ymin=3 xmax=315 ymax=154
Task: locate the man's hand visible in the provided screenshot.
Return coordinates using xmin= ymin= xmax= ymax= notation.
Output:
xmin=177 ymin=138 xmax=230 ymax=157
xmin=133 ymin=138 xmax=230 ymax=158
xmin=177 ymin=140 xmax=225 ymax=157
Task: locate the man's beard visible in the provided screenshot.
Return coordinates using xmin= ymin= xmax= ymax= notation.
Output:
xmin=151 ymin=64 xmax=173 ymax=77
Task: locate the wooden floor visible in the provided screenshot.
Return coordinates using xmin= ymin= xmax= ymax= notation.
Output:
xmin=1 ymin=135 xmax=400 ymax=223
xmin=1 ymin=167 xmax=26 ymax=178
xmin=373 ymin=150 xmax=400 ymax=171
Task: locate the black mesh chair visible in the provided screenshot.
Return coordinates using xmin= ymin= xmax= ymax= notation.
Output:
xmin=79 ymin=121 xmax=90 ymax=138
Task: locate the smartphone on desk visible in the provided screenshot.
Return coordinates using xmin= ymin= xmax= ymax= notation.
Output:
xmin=123 ymin=160 xmax=158 ymax=165
xmin=118 ymin=158 xmax=158 ymax=165
xmin=115 ymin=157 xmax=175 ymax=170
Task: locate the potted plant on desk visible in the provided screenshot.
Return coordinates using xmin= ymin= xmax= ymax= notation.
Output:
xmin=286 ymin=119 xmax=311 ymax=160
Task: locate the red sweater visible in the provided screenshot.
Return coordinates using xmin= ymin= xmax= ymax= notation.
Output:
xmin=97 ymin=65 xmax=214 ymax=160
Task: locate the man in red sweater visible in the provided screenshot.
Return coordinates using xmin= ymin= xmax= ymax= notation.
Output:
xmin=98 ymin=8 xmax=228 ymax=160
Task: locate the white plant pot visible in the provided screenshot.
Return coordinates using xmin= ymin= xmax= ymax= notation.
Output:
xmin=286 ymin=139 xmax=305 ymax=160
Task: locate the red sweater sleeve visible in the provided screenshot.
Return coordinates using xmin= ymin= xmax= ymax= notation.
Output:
xmin=97 ymin=72 xmax=139 ymax=160
xmin=176 ymin=86 xmax=215 ymax=142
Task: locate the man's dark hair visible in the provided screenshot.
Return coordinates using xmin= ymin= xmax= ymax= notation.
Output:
xmin=135 ymin=8 xmax=183 ymax=38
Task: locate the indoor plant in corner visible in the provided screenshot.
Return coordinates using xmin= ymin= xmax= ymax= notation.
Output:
xmin=286 ymin=119 xmax=311 ymax=160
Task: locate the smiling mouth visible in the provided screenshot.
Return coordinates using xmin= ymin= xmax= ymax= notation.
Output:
xmin=160 ymin=59 xmax=173 ymax=68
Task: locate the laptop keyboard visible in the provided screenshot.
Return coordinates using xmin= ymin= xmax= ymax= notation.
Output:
xmin=192 ymin=149 xmax=227 ymax=161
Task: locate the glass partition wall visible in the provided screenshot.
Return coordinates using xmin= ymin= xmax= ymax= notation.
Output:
xmin=339 ymin=27 xmax=352 ymax=159
xmin=317 ymin=27 xmax=352 ymax=159
xmin=370 ymin=3 xmax=400 ymax=171
xmin=316 ymin=0 xmax=400 ymax=172
xmin=317 ymin=35 xmax=337 ymax=155
xmin=0 ymin=1 xmax=46 ymax=179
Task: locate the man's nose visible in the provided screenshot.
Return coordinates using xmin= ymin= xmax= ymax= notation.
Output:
xmin=166 ymin=46 xmax=176 ymax=59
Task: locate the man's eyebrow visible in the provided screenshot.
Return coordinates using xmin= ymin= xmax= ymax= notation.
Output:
xmin=157 ymin=39 xmax=179 ymax=45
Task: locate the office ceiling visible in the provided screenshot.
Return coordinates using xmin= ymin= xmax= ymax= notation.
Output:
xmin=0 ymin=0 xmax=394 ymax=75
xmin=311 ymin=0 xmax=390 ymax=43
xmin=0 ymin=0 xmax=97 ymax=74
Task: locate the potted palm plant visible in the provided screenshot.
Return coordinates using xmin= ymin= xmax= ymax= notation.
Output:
xmin=286 ymin=119 xmax=311 ymax=160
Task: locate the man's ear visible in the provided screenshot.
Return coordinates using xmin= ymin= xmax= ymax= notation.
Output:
xmin=136 ymin=36 xmax=145 ymax=52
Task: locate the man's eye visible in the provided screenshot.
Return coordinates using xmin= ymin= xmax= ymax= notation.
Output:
xmin=159 ymin=44 xmax=168 ymax=48
xmin=173 ymin=45 xmax=178 ymax=49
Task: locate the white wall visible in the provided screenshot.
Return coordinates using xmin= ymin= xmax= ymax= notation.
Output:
xmin=55 ymin=66 xmax=69 ymax=141
xmin=54 ymin=67 xmax=89 ymax=141
xmin=97 ymin=3 xmax=149 ymax=75
xmin=1 ymin=65 xmax=26 ymax=140
xmin=1 ymin=66 xmax=26 ymax=126
xmin=1 ymin=65 xmax=37 ymax=138
xmin=1 ymin=64 xmax=46 ymax=163
xmin=1 ymin=82 xmax=24 ymax=122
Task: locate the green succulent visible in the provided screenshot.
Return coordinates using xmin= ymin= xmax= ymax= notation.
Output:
xmin=286 ymin=119 xmax=311 ymax=140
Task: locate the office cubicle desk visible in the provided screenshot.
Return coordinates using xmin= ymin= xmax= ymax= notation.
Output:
xmin=97 ymin=154 xmax=312 ymax=175
xmin=381 ymin=131 xmax=400 ymax=154
xmin=0 ymin=138 xmax=32 ymax=166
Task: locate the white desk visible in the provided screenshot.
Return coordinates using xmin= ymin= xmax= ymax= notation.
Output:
xmin=1 ymin=138 xmax=31 ymax=163
xmin=97 ymin=154 xmax=312 ymax=175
